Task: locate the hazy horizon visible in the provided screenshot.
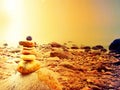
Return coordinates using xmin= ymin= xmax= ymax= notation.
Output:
xmin=0 ymin=0 xmax=120 ymax=47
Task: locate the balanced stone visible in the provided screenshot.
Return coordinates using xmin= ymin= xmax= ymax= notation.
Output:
xmin=22 ymin=48 xmax=37 ymax=55
xmin=17 ymin=36 xmax=40 ymax=74
xmin=19 ymin=41 xmax=35 ymax=47
xmin=20 ymin=55 xmax=36 ymax=61
xmin=17 ymin=60 xmax=40 ymax=74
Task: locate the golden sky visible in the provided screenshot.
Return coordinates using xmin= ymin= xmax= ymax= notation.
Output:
xmin=0 ymin=0 xmax=120 ymax=47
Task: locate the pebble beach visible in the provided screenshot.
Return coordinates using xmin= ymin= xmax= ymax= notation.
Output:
xmin=0 ymin=42 xmax=120 ymax=90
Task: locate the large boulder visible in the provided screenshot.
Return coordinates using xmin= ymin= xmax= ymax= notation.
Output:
xmin=109 ymin=39 xmax=120 ymax=53
xmin=0 ymin=68 xmax=62 ymax=90
xmin=0 ymin=72 xmax=50 ymax=90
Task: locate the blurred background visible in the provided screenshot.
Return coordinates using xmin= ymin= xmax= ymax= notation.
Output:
xmin=0 ymin=0 xmax=120 ymax=47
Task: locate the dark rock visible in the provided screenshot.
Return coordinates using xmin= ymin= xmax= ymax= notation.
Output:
xmin=71 ymin=44 xmax=79 ymax=49
xmin=113 ymin=61 xmax=120 ymax=66
xmin=71 ymin=46 xmax=79 ymax=49
xmin=101 ymin=48 xmax=107 ymax=52
xmin=3 ymin=43 xmax=8 ymax=47
xmin=109 ymin=39 xmax=120 ymax=54
xmin=92 ymin=45 xmax=104 ymax=50
xmin=26 ymin=36 xmax=32 ymax=41
xmin=92 ymin=46 xmax=98 ymax=50
xmin=80 ymin=46 xmax=91 ymax=52
xmin=80 ymin=46 xmax=91 ymax=50
xmin=49 ymin=42 xmax=62 ymax=48
xmin=95 ymin=45 xmax=104 ymax=49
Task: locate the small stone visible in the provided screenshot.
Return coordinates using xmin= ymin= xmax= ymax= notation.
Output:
xmin=26 ymin=36 xmax=32 ymax=41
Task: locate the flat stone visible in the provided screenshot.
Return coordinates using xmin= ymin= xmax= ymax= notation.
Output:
xmin=22 ymin=49 xmax=37 ymax=55
xmin=17 ymin=60 xmax=40 ymax=74
xmin=19 ymin=41 xmax=35 ymax=47
xmin=20 ymin=55 xmax=36 ymax=61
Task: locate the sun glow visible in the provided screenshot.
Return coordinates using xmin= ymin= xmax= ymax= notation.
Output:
xmin=3 ymin=0 xmax=24 ymax=47
xmin=0 ymin=0 xmax=119 ymax=47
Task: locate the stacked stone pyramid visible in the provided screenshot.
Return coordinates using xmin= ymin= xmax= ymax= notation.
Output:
xmin=17 ymin=36 xmax=40 ymax=74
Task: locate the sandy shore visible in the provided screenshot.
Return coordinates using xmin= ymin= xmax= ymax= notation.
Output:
xmin=0 ymin=42 xmax=120 ymax=90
